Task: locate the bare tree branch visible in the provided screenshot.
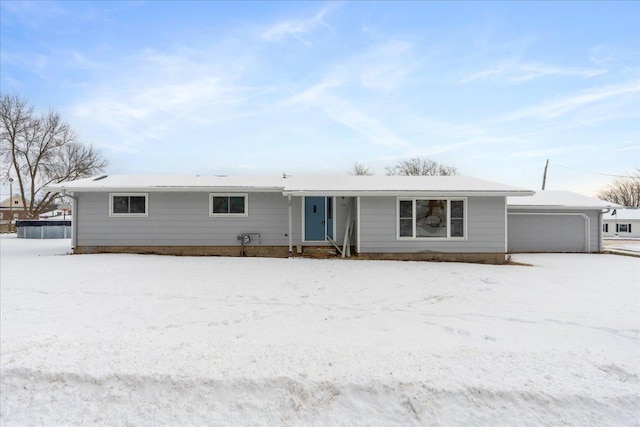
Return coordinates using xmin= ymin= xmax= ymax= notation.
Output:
xmin=350 ymin=162 xmax=373 ymax=176
xmin=385 ymin=157 xmax=458 ymax=176
xmin=597 ymin=169 xmax=640 ymax=207
xmin=1 ymin=94 xmax=108 ymax=218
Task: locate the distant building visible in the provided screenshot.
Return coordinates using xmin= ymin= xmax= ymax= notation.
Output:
xmin=603 ymin=209 xmax=640 ymax=238
xmin=0 ymin=195 xmax=29 ymax=222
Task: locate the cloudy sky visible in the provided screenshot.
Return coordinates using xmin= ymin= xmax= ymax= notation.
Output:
xmin=1 ymin=1 xmax=638 ymax=195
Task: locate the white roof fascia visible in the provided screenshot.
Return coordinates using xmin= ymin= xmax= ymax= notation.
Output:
xmin=507 ymin=190 xmax=622 ymax=210
xmin=282 ymin=190 xmax=534 ymax=197
xmin=50 ymin=185 xmax=285 ymax=193
xmin=45 ymin=175 xmax=535 ymax=197
xmin=508 ymin=205 xmax=618 ymax=211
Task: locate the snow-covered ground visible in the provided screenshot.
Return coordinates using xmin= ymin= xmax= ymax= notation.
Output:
xmin=604 ymin=238 xmax=640 ymax=254
xmin=1 ymin=235 xmax=639 ymax=426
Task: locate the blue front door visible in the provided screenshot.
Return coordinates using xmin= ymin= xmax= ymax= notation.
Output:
xmin=305 ymin=197 xmax=326 ymax=241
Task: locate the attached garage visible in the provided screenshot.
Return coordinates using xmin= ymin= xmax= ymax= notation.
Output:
xmin=508 ymin=212 xmax=589 ymax=252
xmin=507 ymin=191 xmax=620 ymax=253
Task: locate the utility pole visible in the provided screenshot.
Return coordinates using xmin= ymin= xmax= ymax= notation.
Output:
xmin=8 ymin=177 xmax=13 ymax=231
xmin=541 ymin=159 xmax=549 ymax=190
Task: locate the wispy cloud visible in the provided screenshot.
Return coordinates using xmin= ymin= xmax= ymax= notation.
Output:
xmin=72 ymin=76 xmax=253 ymax=150
xmin=68 ymin=48 xmax=260 ymax=152
xmin=511 ymin=146 xmax=583 ymax=158
xmin=262 ymin=3 xmax=337 ymax=43
xmin=459 ymin=61 xmax=607 ymax=85
xmin=292 ymin=99 xmax=408 ymax=149
xmin=497 ymin=81 xmax=640 ymax=122
xmin=358 ymin=41 xmax=412 ymax=91
xmin=0 ymin=1 xmax=67 ymax=30
xmin=278 ymin=37 xmax=417 ymax=147
xmin=589 ymin=43 xmax=638 ymax=69
xmin=284 ymin=78 xmax=407 ymax=147
xmin=1 ymin=51 xmax=50 ymax=75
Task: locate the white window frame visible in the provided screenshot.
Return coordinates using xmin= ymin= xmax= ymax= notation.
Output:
xmin=396 ymin=197 xmax=467 ymax=241
xmin=209 ymin=193 xmax=249 ymax=217
xmin=109 ymin=193 xmax=149 ymax=217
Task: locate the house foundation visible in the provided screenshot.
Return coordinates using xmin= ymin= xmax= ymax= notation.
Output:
xmin=73 ymin=245 xmax=506 ymax=264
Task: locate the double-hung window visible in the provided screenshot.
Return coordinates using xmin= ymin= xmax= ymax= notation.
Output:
xmin=210 ymin=193 xmax=248 ymax=217
xmin=110 ymin=193 xmax=148 ymax=217
xmin=617 ymin=223 xmax=631 ymax=233
xmin=397 ymin=198 xmax=466 ymax=239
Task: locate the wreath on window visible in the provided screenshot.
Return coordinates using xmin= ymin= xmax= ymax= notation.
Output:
xmin=417 ymin=215 xmax=445 ymax=233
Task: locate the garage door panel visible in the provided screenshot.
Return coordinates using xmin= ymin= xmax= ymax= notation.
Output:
xmin=508 ymin=214 xmax=586 ymax=252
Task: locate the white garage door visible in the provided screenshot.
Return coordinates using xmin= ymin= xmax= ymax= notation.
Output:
xmin=508 ymin=213 xmax=588 ymax=253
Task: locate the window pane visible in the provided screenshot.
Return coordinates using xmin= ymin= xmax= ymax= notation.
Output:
xmin=451 ymin=219 xmax=464 ymax=237
xmin=399 ymin=200 xmax=412 ymax=218
xmin=451 ymin=200 xmax=464 ymax=218
xmin=112 ymin=196 xmax=129 ymax=214
xmin=417 ymin=200 xmax=447 ymax=237
xmin=450 ymin=200 xmax=464 ymax=237
xmin=400 ymin=218 xmax=413 ymax=237
xmin=229 ymin=196 xmax=245 ymax=214
xmin=212 ymin=197 xmax=228 ymax=214
xmin=416 ymin=200 xmax=429 ymax=221
xmin=129 ymin=196 xmax=146 ymax=214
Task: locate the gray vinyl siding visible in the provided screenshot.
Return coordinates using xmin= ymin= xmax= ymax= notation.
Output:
xmin=333 ymin=196 xmax=356 ymax=246
xmin=76 ymin=191 xmax=503 ymax=252
xmin=76 ymin=192 xmax=301 ymax=247
xmin=507 ymin=209 xmax=601 ymax=253
xmin=358 ymin=196 xmax=506 ymax=253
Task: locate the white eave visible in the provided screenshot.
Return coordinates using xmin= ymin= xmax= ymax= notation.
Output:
xmin=281 ymin=190 xmax=534 ymax=197
xmin=507 ymin=190 xmax=622 ymax=210
xmin=45 ymin=175 xmax=287 ymax=194
xmin=45 ymin=174 xmax=535 ymax=197
xmin=281 ymin=176 xmax=534 ymax=197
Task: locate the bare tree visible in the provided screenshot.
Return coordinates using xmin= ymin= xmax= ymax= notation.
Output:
xmin=1 ymin=94 xmax=108 ymax=218
xmin=385 ymin=157 xmax=458 ymax=176
xmin=597 ymin=169 xmax=640 ymax=207
xmin=350 ymin=162 xmax=373 ymax=176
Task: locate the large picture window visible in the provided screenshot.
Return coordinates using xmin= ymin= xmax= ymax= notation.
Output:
xmin=397 ymin=198 xmax=466 ymax=239
xmin=210 ymin=193 xmax=248 ymax=217
xmin=110 ymin=193 xmax=148 ymax=217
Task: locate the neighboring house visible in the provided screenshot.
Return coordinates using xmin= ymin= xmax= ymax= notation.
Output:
xmin=46 ymin=174 xmax=535 ymax=264
xmin=0 ymin=195 xmax=29 ymax=222
xmin=603 ymin=208 xmax=640 ymax=238
xmin=507 ymin=190 xmax=620 ymax=253
xmin=0 ymin=195 xmax=25 ymax=208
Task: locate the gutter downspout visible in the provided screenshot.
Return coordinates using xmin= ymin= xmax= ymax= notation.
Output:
xmin=599 ymin=208 xmax=611 ymax=252
xmin=63 ymin=190 xmax=78 ymax=252
xmin=288 ymin=195 xmax=293 ymax=256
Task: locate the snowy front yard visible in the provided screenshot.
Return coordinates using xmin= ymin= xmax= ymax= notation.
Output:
xmin=1 ymin=236 xmax=639 ymax=426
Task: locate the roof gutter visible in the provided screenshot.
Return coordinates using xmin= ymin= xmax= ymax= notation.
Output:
xmin=47 ymin=186 xmax=286 ymax=193
xmin=281 ymin=190 xmax=535 ymax=197
xmin=508 ymin=205 xmax=617 ymax=210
